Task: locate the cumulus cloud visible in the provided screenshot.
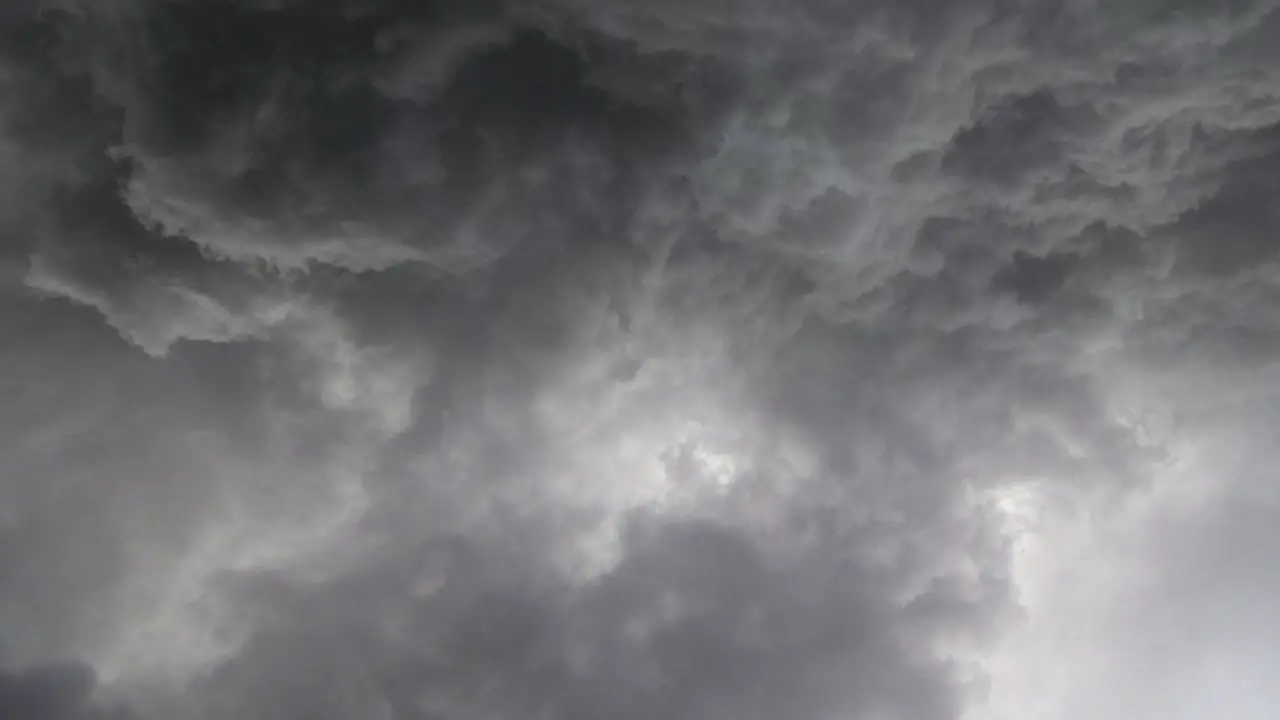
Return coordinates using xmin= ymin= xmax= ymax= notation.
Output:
xmin=2 ymin=1 xmax=1280 ymax=719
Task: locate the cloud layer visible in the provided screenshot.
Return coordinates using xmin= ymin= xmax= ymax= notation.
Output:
xmin=3 ymin=1 xmax=1280 ymax=718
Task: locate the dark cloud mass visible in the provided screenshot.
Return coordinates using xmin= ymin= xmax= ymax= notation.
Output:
xmin=3 ymin=1 xmax=1280 ymax=719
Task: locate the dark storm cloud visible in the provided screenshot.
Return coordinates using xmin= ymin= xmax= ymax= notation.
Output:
xmin=0 ymin=661 xmax=134 ymax=720
xmin=4 ymin=1 xmax=1280 ymax=719
xmin=88 ymin=0 xmax=698 ymax=273
xmin=155 ymin=517 xmax=981 ymax=720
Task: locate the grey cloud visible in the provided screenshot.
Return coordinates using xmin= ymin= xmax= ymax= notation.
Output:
xmin=4 ymin=1 xmax=1280 ymax=719
xmin=0 ymin=661 xmax=133 ymax=720
xmin=150 ymin=517 xmax=978 ymax=720
xmin=95 ymin=0 xmax=695 ymax=272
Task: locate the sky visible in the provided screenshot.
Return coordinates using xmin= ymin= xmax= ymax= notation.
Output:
xmin=2 ymin=1 xmax=1280 ymax=718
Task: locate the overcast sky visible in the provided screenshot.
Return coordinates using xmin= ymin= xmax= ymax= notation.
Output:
xmin=2 ymin=1 xmax=1280 ymax=718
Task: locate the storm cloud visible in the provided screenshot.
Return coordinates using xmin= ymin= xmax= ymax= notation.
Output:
xmin=3 ymin=1 xmax=1280 ymax=718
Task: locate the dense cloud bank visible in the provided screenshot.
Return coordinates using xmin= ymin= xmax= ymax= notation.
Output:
xmin=3 ymin=1 xmax=1280 ymax=718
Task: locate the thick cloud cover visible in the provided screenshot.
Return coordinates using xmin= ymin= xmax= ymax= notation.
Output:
xmin=3 ymin=0 xmax=1280 ymax=718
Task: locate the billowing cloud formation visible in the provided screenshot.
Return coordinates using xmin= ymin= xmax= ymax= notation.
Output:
xmin=3 ymin=0 xmax=1280 ymax=718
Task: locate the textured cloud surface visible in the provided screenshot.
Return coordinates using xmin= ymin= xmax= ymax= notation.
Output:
xmin=3 ymin=1 xmax=1280 ymax=718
